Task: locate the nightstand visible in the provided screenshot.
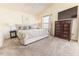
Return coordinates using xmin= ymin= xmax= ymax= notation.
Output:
xmin=10 ymin=30 xmax=17 ymax=38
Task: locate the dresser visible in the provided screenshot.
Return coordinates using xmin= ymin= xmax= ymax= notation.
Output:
xmin=55 ymin=20 xmax=71 ymax=41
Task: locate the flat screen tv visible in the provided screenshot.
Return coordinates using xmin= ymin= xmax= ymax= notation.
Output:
xmin=58 ymin=6 xmax=78 ymax=20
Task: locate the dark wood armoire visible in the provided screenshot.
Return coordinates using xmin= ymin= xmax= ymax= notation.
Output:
xmin=55 ymin=20 xmax=71 ymax=41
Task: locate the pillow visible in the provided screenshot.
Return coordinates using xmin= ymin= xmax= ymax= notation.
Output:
xmin=22 ymin=26 xmax=31 ymax=30
xmin=31 ymin=25 xmax=39 ymax=29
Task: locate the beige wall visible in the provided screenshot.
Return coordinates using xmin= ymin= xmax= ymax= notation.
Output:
xmin=0 ymin=8 xmax=36 ymax=25
xmin=36 ymin=3 xmax=79 ymax=41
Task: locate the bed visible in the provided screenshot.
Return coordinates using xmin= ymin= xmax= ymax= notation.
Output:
xmin=17 ymin=28 xmax=48 ymax=45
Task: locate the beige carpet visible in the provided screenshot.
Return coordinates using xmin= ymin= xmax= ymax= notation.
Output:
xmin=0 ymin=36 xmax=79 ymax=56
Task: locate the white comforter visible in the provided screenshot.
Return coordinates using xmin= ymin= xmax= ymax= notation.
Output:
xmin=17 ymin=28 xmax=48 ymax=45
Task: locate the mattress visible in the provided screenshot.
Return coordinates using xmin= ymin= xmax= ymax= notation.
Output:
xmin=25 ymin=28 xmax=48 ymax=38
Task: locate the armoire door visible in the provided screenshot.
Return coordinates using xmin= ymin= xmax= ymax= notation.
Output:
xmin=55 ymin=21 xmax=61 ymax=38
xmin=63 ymin=20 xmax=71 ymax=41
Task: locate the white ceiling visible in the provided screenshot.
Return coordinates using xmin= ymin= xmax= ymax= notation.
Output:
xmin=0 ymin=3 xmax=52 ymax=15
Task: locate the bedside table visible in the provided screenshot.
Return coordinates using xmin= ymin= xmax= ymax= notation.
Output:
xmin=10 ymin=30 xmax=17 ymax=38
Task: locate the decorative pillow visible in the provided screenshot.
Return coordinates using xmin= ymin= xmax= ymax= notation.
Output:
xmin=31 ymin=24 xmax=39 ymax=29
xmin=15 ymin=24 xmax=40 ymax=30
xmin=22 ymin=26 xmax=31 ymax=30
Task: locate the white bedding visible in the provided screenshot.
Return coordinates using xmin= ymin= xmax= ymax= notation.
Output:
xmin=17 ymin=28 xmax=48 ymax=45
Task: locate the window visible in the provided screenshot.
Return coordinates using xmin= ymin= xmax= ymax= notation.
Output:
xmin=42 ymin=15 xmax=49 ymax=28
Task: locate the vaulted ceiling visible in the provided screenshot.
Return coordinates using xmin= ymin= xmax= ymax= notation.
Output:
xmin=0 ymin=3 xmax=52 ymax=15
